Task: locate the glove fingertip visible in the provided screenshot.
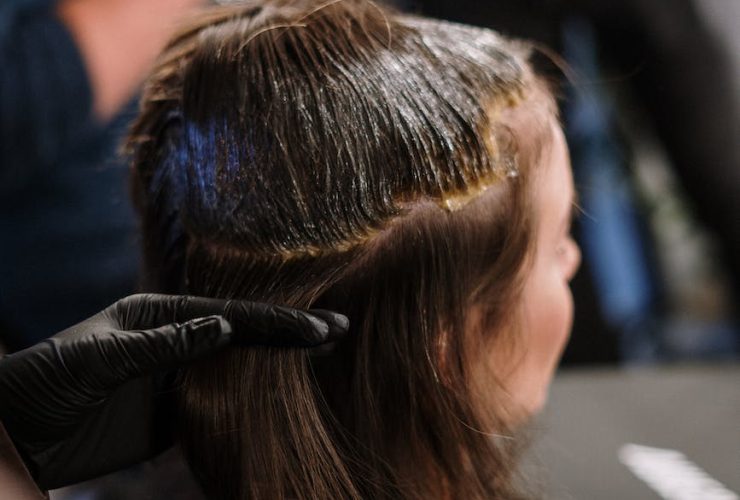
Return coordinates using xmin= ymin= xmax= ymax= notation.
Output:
xmin=302 ymin=314 xmax=331 ymax=344
xmin=270 ymin=308 xmax=331 ymax=346
xmin=306 ymin=309 xmax=349 ymax=341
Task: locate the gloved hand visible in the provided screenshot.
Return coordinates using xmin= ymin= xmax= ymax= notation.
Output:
xmin=0 ymin=293 xmax=347 ymax=490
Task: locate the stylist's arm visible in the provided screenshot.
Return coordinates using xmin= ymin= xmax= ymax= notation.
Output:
xmin=0 ymin=294 xmax=348 ymax=494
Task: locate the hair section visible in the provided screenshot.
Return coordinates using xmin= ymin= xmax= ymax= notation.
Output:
xmin=127 ymin=1 xmax=556 ymax=498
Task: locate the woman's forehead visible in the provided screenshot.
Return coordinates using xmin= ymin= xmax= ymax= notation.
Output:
xmin=532 ymin=124 xmax=574 ymax=226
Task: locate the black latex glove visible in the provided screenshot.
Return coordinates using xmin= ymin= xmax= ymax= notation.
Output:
xmin=0 ymin=293 xmax=348 ymax=490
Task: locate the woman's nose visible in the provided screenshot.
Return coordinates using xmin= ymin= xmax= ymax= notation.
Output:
xmin=564 ymin=237 xmax=581 ymax=282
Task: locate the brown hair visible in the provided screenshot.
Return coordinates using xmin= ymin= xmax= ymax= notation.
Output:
xmin=128 ymin=1 xmax=556 ymax=498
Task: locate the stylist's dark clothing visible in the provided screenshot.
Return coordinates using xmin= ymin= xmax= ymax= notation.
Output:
xmin=0 ymin=1 xmax=138 ymax=351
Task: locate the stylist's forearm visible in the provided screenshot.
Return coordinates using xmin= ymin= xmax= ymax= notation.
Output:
xmin=57 ymin=0 xmax=206 ymax=122
xmin=0 ymin=424 xmax=46 ymax=499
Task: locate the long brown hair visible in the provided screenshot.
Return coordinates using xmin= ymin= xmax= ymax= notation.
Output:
xmin=128 ymin=1 xmax=556 ymax=498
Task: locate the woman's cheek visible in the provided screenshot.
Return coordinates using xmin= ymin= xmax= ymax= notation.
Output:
xmin=511 ymin=260 xmax=575 ymax=415
xmin=544 ymin=268 xmax=574 ymax=359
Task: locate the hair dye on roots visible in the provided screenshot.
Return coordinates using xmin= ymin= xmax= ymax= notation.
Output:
xmin=127 ymin=1 xmax=559 ymax=498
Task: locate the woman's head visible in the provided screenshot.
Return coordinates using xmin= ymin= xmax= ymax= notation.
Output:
xmin=128 ymin=1 xmax=576 ymax=498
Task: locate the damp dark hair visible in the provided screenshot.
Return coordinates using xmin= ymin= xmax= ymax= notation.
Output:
xmin=127 ymin=1 xmax=557 ymax=498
